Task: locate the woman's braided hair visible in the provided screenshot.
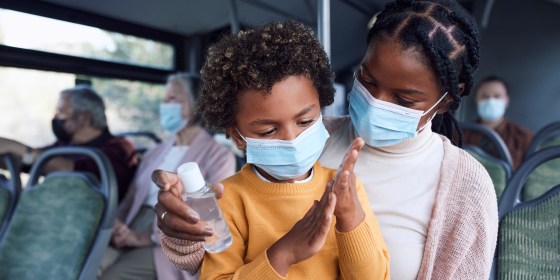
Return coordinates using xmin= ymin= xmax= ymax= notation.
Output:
xmin=368 ymin=0 xmax=480 ymax=147
xmin=197 ymin=20 xmax=335 ymax=132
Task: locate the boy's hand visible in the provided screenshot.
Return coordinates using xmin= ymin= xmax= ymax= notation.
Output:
xmin=331 ymin=137 xmax=365 ymax=232
xmin=267 ymin=192 xmax=337 ymax=276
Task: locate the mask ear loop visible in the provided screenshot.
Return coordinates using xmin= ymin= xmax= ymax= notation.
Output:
xmin=417 ymin=92 xmax=448 ymax=132
xmin=421 ymin=92 xmax=448 ymax=117
xmin=235 ymin=128 xmax=247 ymax=142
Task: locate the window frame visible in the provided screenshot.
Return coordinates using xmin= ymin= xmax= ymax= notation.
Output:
xmin=0 ymin=0 xmax=188 ymax=83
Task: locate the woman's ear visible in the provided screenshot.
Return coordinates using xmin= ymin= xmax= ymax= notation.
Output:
xmin=225 ymin=127 xmax=246 ymax=150
xmin=436 ymin=83 xmax=465 ymax=114
xmin=436 ymin=93 xmax=454 ymax=114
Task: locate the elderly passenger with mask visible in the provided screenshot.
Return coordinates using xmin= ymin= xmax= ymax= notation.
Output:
xmin=0 ymin=86 xmax=138 ymax=201
xmin=463 ymin=75 xmax=534 ymax=169
xmin=99 ymin=73 xmax=235 ymax=280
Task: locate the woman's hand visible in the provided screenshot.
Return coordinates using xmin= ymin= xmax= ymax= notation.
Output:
xmin=152 ymin=169 xmax=224 ymax=241
xmin=111 ymin=219 xmax=151 ymax=248
xmin=267 ymin=191 xmax=337 ymax=276
xmin=331 ymin=137 xmax=365 ymax=232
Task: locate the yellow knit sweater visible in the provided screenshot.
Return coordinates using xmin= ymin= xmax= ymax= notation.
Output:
xmin=199 ymin=162 xmax=390 ymax=280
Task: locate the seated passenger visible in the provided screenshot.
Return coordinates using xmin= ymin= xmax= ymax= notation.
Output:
xmin=463 ymin=75 xmax=534 ymax=169
xmin=100 ymin=73 xmax=236 ymax=280
xmin=0 ymin=86 xmax=138 ymax=201
xmin=160 ymin=21 xmax=389 ymax=279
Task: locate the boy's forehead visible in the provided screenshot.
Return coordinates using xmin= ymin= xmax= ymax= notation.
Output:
xmin=236 ymin=76 xmax=320 ymax=120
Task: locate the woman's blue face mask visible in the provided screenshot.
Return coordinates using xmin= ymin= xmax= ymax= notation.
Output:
xmin=348 ymin=78 xmax=447 ymax=147
xmin=160 ymin=103 xmax=188 ymax=134
xmin=236 ymin=116 xmax=330 ymax=180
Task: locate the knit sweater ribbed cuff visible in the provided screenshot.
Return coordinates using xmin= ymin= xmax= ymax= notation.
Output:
xmin=159 ymin=232 xmax=205 ymax=274
xmin=335 ymin=219 xmax=378 ymax=263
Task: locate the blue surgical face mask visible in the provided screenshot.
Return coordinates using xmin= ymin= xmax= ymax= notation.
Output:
xmin=160 ymin=103 xmax=188 ymax=134
xmin=477 ymin=98 xmax=506 ymax=122
xmin=237 ymin=116 xmax=330 ymax=181
xmin=348 ymin=78 xmax=447 ymax=147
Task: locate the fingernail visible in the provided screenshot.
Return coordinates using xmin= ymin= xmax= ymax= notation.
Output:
xmin=189 ymin=211 xmax=200 ymax=221
xmin=203 ymin=227 xmax=214 ymax=235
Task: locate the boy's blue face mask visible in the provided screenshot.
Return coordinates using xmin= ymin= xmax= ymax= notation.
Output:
xmin=160 ymin=103 xmax=188 ymax=134
xmin=237 ymin=116 xmax=330 ymax=181
xmin=348 ymin=78 xmax=447 ymax=147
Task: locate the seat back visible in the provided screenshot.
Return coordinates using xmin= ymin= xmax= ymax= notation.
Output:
xmin=0 ymin=154 xmax=21 ymax=239
xmin=494 ymin=185 xmax=560 ymax=279
xmin=499 ymin=146 xmax=560 ymax=206
xmin=464 ymin=145 xmax=511 ymax=199
xmin=0 ymin=147 xmax=117 ymax=280
xmin=461 ymin=122 xmax=513 ymax=168
xmin=115 ymin=131 xmax=161 ymax=157
xmin=488 ymin=146 xmax=560 ymax=279
xmin=526 ymin=121 xmax=560 ymax=156
xmin=522 ymin=157 xmax=560 ymax=201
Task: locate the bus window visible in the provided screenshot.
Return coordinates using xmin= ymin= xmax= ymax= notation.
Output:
xmin=0 ymin=66 xmax=165 ymax=148
xmin=0 ymin=8 xmax=174 ymax=70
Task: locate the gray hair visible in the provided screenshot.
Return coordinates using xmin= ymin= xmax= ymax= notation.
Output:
xmin=167 ymin=73 xmax=196 ymax=114
xmin=61 ymin=86 xmax=108 ymax=129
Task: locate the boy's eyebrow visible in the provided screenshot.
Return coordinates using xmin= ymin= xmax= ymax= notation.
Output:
xmin=360 ymin=64 xmax=427 ymax=96
xmin=249 ymin=105 xmax=316 ymax=125
xmin=250 ymin=119 xmax=276 ymax=125
xmin=294 ymin=104 xmax=315 ymax=118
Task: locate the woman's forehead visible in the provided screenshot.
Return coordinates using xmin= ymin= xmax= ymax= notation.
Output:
xmin=362 ymin=39 xmax=441 ymax=94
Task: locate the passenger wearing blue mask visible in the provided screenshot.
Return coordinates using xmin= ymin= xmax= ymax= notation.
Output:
xmin=159 ymin=75 xmax=193 ymax=134
xmin=154 ymin=1 xmax=498 ymax=280
xmin=100 ymin=73 xmax=236 ymax=280
xmin=464 ymin=76 xmax=533 ymax=169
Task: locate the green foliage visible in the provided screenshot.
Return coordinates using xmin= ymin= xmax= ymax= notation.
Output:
xmin=75 ymin=30 xmax=171 ymax=137
xmin=89 ymin=76 xmax=163 ymax=134
xmin=99 ymin=32 xmax=174 ymax=69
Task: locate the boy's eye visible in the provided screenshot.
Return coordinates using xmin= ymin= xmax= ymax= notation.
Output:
xmin=298 ymin=119 xmax=314 ymax=126
xmin=258 ymin=128 xmax=276 ymax=137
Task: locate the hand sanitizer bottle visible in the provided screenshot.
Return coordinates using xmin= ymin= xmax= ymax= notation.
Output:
xmin=177 ymin=162 xmax=232 ymax=253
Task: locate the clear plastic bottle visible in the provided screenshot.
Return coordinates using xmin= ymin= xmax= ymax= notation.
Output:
xmin=177 ymin=162 xmax=232 ymax=253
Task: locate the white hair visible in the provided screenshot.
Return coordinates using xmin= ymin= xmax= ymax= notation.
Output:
xmin=61 ymin=85 xmax=107 ymax=129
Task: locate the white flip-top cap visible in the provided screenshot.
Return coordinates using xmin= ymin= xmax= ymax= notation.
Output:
xmin=177 ymin=162 xmax=205 ymax=193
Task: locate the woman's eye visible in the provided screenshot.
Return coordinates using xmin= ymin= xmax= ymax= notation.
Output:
xmin=396 ymin=95 xmax=416 ymax=106
xmin=362 ymin=79 xmax=377 ymax=87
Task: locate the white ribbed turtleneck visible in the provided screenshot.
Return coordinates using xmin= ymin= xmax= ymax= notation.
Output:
xmin=320 ymin=119 xmax=443 ymax=280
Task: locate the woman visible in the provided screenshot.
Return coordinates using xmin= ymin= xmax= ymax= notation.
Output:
xmin=100 ymin=73 xmax=236 ymax=280
xmin=154 ymin=1 xmax=498 ymax=279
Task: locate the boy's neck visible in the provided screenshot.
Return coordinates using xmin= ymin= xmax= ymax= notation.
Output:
xmin=253 ymin=165 xmax=312 ymax=183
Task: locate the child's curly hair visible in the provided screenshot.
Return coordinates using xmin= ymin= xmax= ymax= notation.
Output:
xmin=197 ymin=20 xmax=335 ymax=132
